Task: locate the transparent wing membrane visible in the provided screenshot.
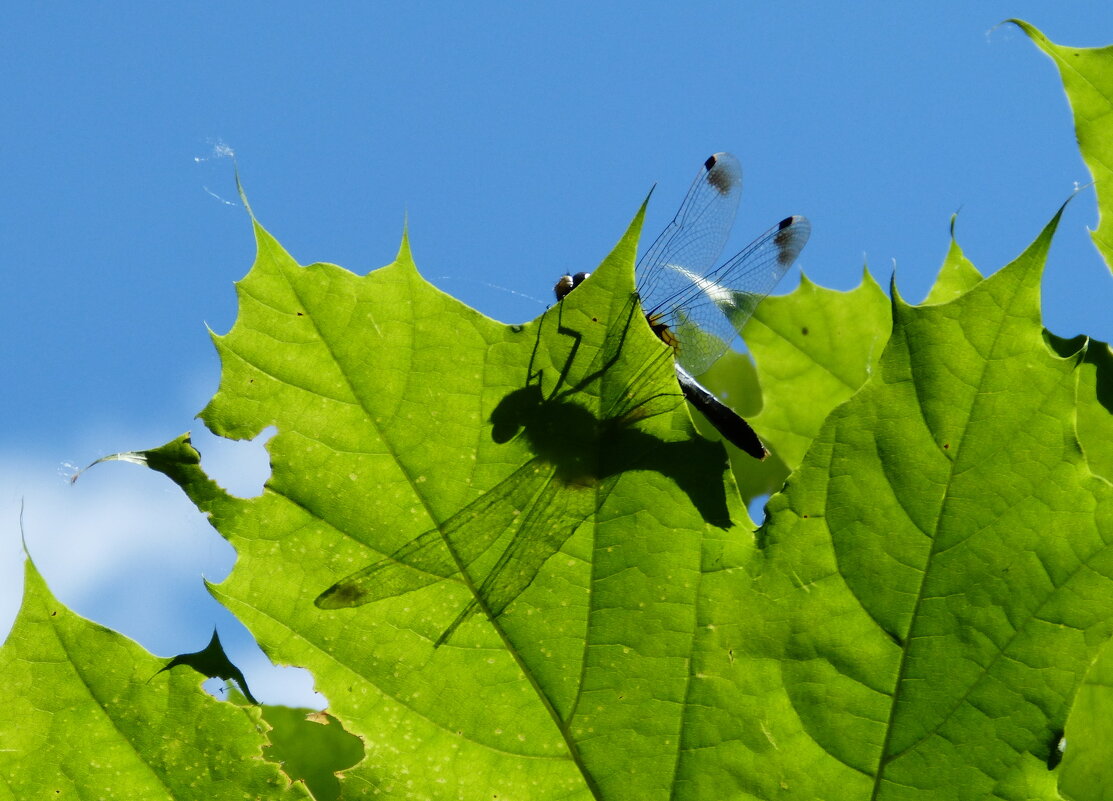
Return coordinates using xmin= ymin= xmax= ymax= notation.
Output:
xmin=643 ymin=215 xmax=811 ymax=375
xmin=635 ymin=152 xmax=742 ymax=306
xmin=555 ymin=151 xmax=811 ymax=459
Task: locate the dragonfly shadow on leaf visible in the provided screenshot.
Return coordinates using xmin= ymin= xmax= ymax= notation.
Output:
xmin=316 ymin=274 xmax=732 ymax=647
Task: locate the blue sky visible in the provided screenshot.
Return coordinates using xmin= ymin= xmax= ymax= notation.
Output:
xmin=3 ymin=3 xmax=1111 ymax=706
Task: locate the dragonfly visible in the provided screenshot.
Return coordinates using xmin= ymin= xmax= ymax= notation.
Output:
xmin=315 ymin=153 xmax=801 ymax=642
xmin=315 ymin=297 xmax=683 ymax=646
xmin=555 ymin=152 xmax=811 ymax=460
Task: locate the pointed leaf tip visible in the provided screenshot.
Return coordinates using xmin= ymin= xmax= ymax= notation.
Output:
xmin=160 ymin=630 xmax=258 ymax=705
xmin=395 ymin=221 xmax=413 ymax=265
xmin=631 ymin=190 xmax=651 ymax=236
xmin=234 ymin=164 xmax=255 ymax=220
xmin=888 ymin=271 xmax=904 ymax=306
xmin=1007 ymin=19 xmax=1045 ymax=47
xmin=925 ymin=215 xmax=982 ymax=304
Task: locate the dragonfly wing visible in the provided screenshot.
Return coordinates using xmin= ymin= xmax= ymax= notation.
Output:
xmin=315 ymin=459 xmax=555 ymax=609
xmin=315 ymin=526 xmax=450 ymax=608
xmin=660 ymin=215 xmax=811 ymax=376
xmin=635 ymin=153 xmax=742 ymax=310
xmin=436 ymin=472 xmax=596 ymax=645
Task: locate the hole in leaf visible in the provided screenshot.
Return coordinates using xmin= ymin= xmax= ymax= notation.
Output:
xmin=192 ymin=425 xmax=276 ymax=499
xmin=262 ymin=706 xmax=364 ymax=801
xmin=748 ymin=493 xmax=770 ymax=524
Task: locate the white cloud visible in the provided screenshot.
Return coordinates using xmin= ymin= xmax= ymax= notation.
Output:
xmin=0 ymin=428 xmax=324 ymax=710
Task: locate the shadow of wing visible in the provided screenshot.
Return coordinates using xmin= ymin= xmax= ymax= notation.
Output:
xmin=315 ymin=459 xmax=555 ymax=609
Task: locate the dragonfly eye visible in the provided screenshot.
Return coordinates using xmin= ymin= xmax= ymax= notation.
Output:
xmin=554 ymin=275 xmax=574 ymax=301
xmin=553 ymin=271 xmax=592 ymax=301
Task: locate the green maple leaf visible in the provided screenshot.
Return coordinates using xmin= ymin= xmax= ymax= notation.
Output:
xmin=130 ymin=193 xmax=1113 ymax=800
xmin=0 ymin=561 xmax=307 ymax=800
xmin=742 ymin=269 xmax=890 ymax=472
xmin=1014 ymin=19 xmax=1113 ymax=274
xmin=6 ymin=22 xmax=1111 ymax=799
xmin=716 ymin=205 xmax=1113 ymax=801
xmin=737 ymin=215 xmax=982 ymax=477
xmin=139 ymin=207 xmax=749 ymax=800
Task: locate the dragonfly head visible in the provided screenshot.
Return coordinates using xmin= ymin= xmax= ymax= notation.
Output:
xmin=554 ymin=271 xmax=590 ymax=302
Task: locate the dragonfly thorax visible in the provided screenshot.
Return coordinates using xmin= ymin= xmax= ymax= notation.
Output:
xmin=646 ymin=312 xmax=680 ymax=353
